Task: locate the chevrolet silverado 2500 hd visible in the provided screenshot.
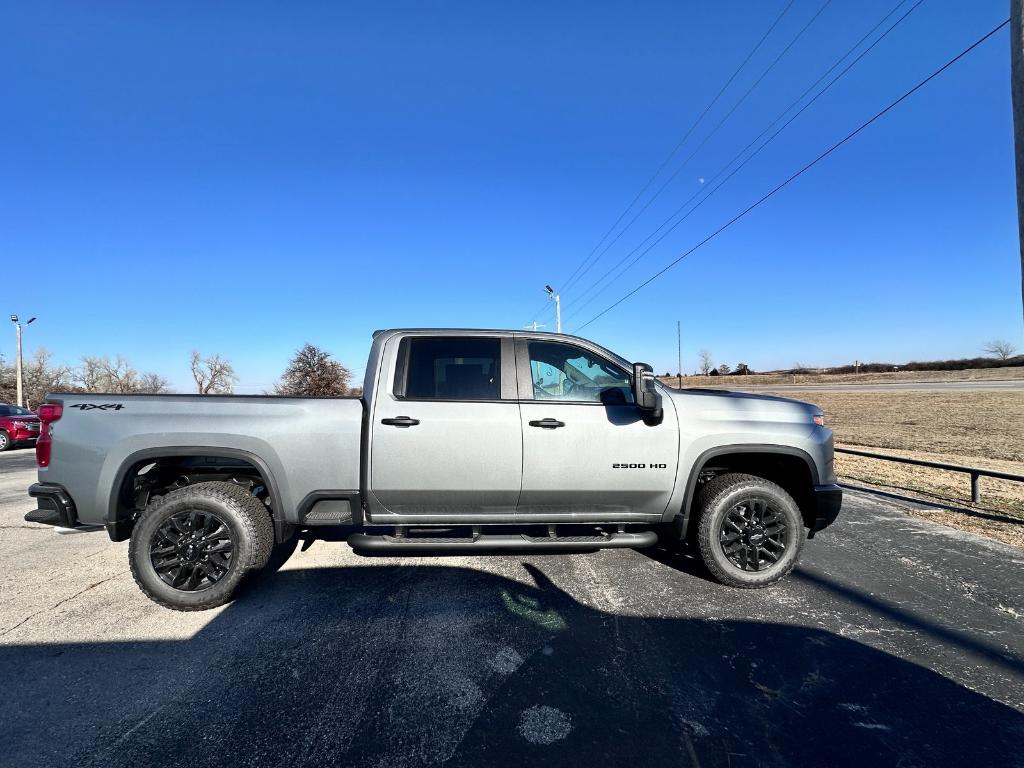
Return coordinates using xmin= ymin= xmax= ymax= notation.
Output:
xmin=27 ymin=329 xmax=841 ymax=610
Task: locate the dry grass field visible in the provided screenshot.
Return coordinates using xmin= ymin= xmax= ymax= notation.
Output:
xmin=660 ymin=366 xmax=1024 ymax=388
xmin=761 ymin=388 xmax=1024 ymax=547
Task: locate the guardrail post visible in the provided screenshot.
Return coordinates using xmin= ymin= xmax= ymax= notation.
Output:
xmin=971 ymin=472 xmax=981 ymax=504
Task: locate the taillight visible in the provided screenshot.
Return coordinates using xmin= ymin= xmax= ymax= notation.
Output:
xmin=36 ymin=403 xmax=63 ymax=468
xmin=37 ymin=403 xmax=63 ymax=425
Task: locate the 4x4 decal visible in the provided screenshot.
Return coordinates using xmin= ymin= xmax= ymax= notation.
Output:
xmin=68 ymin=403 xmax=124 ymax=411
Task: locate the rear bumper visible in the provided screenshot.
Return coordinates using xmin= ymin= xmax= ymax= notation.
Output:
xmin=26 ymin=482 xmax=78 ymax=528
xmin=809 ymin=483 xmax=842 ymax=535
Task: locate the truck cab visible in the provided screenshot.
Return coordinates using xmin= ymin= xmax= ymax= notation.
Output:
xmin=363 ymin=330 xmax=677 ymax=525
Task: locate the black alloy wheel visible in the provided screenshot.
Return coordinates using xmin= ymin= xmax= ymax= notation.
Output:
xmin=718 ymin=496 xmax=789 ymax=572
xmin=150 ymin=509 xmax=235 ymax=591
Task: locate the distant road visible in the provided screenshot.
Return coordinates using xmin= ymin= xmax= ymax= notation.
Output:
xmin=714 ymin=380 xmax=1024 ymax=393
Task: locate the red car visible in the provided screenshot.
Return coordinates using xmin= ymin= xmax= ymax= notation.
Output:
xmin=0 ymin=403 xmax=40 ymax=451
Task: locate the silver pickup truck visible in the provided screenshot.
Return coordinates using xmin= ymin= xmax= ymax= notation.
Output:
xmin=27 ymin=329 xmax=841 ymax=610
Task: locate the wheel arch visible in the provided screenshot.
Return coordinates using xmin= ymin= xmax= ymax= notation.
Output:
xmin=678 ymin=444 xmax=820 ymax=537
xmin=108 ymin=446 xmax=286 ymax=542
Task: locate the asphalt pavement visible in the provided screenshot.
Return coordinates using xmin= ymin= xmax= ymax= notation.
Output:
xmin=1 ymin=448 xmax=1022 ymax=768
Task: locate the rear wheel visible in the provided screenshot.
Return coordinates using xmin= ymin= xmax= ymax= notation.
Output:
xmin=129 ymin=481 xmax=274 ymax=611
xmin=695 ymin=473 xmax=804 ymax=588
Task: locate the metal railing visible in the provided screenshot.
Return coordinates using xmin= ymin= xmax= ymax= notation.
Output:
xmin=835 ymin=447 xmax=1024 ymax=504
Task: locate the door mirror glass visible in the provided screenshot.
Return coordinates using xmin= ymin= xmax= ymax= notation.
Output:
xmin=632 ymin=362 xmax=663 ymax=417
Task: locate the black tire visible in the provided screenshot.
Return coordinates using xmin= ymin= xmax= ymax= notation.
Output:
xmin=0 ymin=430 xmax=10 ymax=451
xmin=695 ymin=473 xmax=805 ymax=588
xmin=129 ymin=481 xmax=275 ymax=611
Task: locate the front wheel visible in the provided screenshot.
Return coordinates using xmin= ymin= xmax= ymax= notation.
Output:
xmin=0 ymin=430 xmax=11 ymax=451
xmin=129 ymin=481 xmax=275 ymax=611
xmin=695 ymin=473 xmax=805 ymax=588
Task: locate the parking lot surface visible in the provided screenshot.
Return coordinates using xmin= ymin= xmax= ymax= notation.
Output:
xmin=1 ymin=448 xmax=1022 ymax=767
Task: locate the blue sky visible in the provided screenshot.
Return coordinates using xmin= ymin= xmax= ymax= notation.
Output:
xmin=2 ymin=0 xmax=1020 ymax=392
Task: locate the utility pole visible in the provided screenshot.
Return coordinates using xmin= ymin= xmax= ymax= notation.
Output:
xmin=1013 ymin=0 xmax=1024 ymax=321
xmin=544 ymin=285 xmax=561 ymax=333
xmin=9 ymin=315 xmax=35 ymax=408
xmin=524 ymin=321 xmax=546 ymax=332
xmin=677 ymin=320 xmax=682 ymax=389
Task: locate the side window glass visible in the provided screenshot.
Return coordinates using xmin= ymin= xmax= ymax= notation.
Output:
xmin=527 ymin=341 xmax=634 ymax=404
xmin=401 ymin=337 xmax=500 ymax=400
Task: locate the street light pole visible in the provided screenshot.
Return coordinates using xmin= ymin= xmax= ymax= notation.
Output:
xmin=9 ymin=315 xmax=36 ymax=408
xmin=677 ymin=320 xmax=682 ymax=389
xmin=1013 ymin=0 xmax=1024 ymax=321
xmin=544 ymin=285 xmax=561 ymax=333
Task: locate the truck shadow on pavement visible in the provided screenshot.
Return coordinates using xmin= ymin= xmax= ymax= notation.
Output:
xmin=2 ymin=561 xmax=1023 ymax=768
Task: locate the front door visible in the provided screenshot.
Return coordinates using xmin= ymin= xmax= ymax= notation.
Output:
xmin=369 ymin=335 xmax=523 ymax=519
xmin=516 ymin=338 xmax=678 ymax=520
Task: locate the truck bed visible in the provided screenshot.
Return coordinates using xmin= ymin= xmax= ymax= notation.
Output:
xmin=39 ymin=393 xmax=365 ymax=528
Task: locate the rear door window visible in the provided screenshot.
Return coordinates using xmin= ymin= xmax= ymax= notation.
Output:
xmin=397 ymin=337 xmax=501 ymax=401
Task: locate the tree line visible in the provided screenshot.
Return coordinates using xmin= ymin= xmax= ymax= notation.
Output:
xmin=677 ymin=339 xmax=1019 ymax=378
xmin=0 ymin=343 xmax=359 ymax=408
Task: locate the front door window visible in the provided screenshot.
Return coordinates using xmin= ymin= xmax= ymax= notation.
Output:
xmin=527 ymin=341 xmax=633 ymax=405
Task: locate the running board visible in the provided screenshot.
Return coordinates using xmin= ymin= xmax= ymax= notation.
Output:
xmin=347 ymin=529 xmax=658 ymax=553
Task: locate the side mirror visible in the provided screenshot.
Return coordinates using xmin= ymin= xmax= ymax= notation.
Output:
xmin=632 ymin=362 xmax=663 ymax=420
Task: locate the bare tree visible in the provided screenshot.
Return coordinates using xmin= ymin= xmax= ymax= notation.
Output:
xmin=274 ymin=344 xmax=352 ymax=396
xmin=718 ymin=362 xmax=732 ymax=376
xmin=983 ymin=339 xmax=1018 ymax=360
xmin=138 ymin=372 xmax=170 ymax=394
xmin=191 ymin=351 xmax=238 ymax=394
xmin=75 ymin=355 xmax=168 ymax=393
xmin=698 ymin=349 xmax=713 ymax=376
xmin=23 ymin=348 xmax=73 ymax=408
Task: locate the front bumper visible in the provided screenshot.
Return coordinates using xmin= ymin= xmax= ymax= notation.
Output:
xmin=809 ymin=483 xmax=842 ymax=535
xmin=26 ymin=482 xmax=78 ymax=528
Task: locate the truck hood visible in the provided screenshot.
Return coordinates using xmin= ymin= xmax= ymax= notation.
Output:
xmin=665 ymin=386 xmax=822 ymax=424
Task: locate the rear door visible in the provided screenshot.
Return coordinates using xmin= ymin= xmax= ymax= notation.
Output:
xmin=515 ymin=337 xmax=679 ymax=521
xmin=368 ymin=334 xmax=523 ymax=519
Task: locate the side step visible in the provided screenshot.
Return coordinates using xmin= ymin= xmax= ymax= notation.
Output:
xmin=347 ymin=528 xmax=658 ymax=553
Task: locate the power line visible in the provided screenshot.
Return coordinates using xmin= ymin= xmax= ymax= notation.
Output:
xmin=524 ymin=0 xmax=797 ymax=325
xmin=574 ymin=18 xmax=1010 ymax=333
xmin=563 ymin=0 xmax=923 ymax=323
xmin=562 ymin=0 xmax=834 ymax=298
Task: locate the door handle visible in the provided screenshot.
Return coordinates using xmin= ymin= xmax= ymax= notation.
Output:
xmin=528 ymin=418 xmax=565 ymax=429
xmin=381 ymin=416 xmax=420 ymax=427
